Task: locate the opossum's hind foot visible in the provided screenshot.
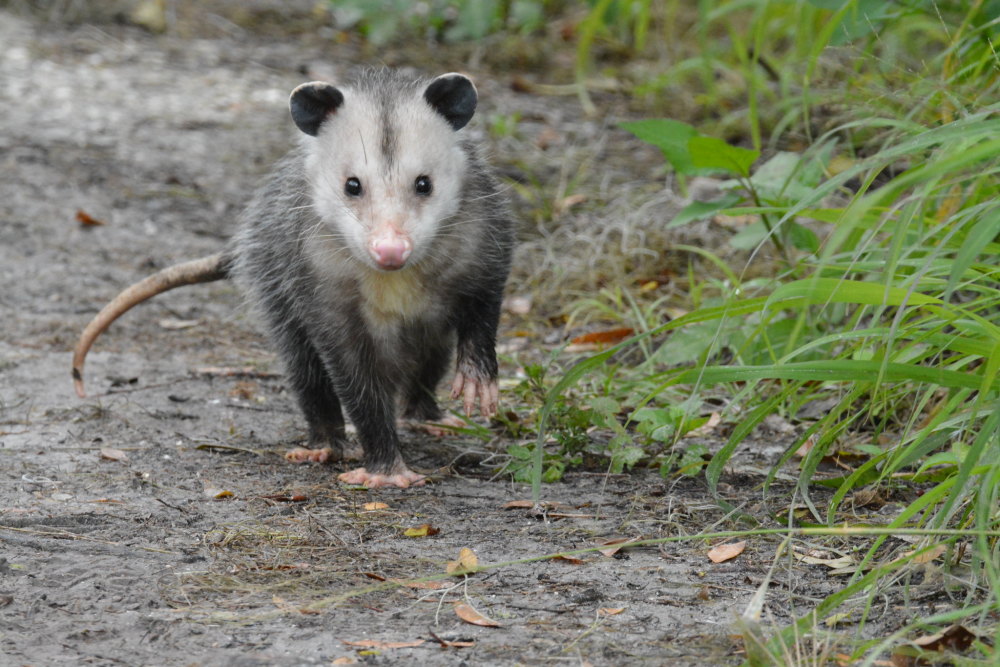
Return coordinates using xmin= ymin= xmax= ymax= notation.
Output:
xmin=285 ymin=447 xmax=335 ymax=463
xmin=399 ymin=400 xmax=466 ymax=437
xmin=450 ymin=372 xmax=499 ymax=418
xmin=285 ymin=440 xmax=362 ymax=464
xmin=338 ymin=466 xmax=426 ymax=489
xmin=407 ymin=414 xmax=467 ymax=438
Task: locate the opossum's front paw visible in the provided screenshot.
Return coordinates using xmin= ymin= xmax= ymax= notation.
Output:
xmin=337 ymin=467 xmax=426 ymax=488
xmin=450 ymin=372 xmax=499 ymax=418
xmin=286 ymin=446 xmax=335 ymax=463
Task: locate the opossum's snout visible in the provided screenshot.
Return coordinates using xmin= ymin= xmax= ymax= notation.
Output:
xmin=368 ymin=226 xmax=413 ymax=271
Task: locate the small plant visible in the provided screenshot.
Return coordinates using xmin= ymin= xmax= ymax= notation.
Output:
xmin=528 ymin=1 xmax=1000 ymax=661
xmin=620 ymin=118 xmax=828 ymax=261
xmin=502 ymin=363 xmax=648 ymax=482
xmin=328 ymin=0 xmax=548 ymax=45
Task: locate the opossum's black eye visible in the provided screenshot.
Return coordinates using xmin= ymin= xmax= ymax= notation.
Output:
xmin=345 ymin=177 xmax=362 ymax=197
xmin=414 ymin=175 xmax=432 ymax=196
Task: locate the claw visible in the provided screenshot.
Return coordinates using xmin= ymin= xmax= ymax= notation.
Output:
xmin=450 ymin=371 xmax=499 ymax=418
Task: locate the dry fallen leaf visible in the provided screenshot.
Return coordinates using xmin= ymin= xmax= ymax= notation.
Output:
xmin=684 ymin=411 xmax=722 ymax=437
xmin=849 ymin=487 xmax=886 ymax=508
xmin=892 ymin=624 xmax=979 ymax=664
xmin=428 ymin=631 xmax=475 ymax=648
xmin=446 ymin=547 xmax=479 ymax=575
xmin=454 ymin=602 xmax=500 ymax=627
xmin=792 ymin=550 xmax=855 ymax=569
xmin=597 ymin=536 xmax=643 ymax=557
xmin=76 ymin=209 xmax=105 ymax=226
xmin=403 ymin=524 xmax=440 ymax=538
xmin=99 ymin=448 xmax=129 ymax=463
xmin=363 ymin=502 xmax=390 ymax=511
xmin=388 ymin=577 xmax=448 ymax=590
xmin=911 ymin=624 xmax=976 ymax=651
xmin=552 ymin=553 xmax=585 ymax=565
xmin=597 ymin=607 xmax=625 ymax=616
xmin=554 ymin=193 xmax=588 ymax=217
xmin=568 ymin=327 xmax=635 ymax=349
xmin=707 ymin=540 xmax=746 ymax=563
xmin=503 ymin=500 xmax=535 ymax=509
xmin=793 ymin=434 xmax=818 ymax=458
xmin=905 ymin=544 xmax=947 ymax=565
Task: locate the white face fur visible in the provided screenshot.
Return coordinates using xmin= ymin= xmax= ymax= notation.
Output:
xmin=303 ymin=83 xmax=469 ymax=273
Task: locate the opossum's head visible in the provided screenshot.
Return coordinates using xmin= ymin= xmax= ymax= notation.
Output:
xmin=290 ymin=72 xmax=477 ymax=272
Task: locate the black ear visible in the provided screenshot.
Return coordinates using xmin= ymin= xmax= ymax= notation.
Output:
xmin=423 ymin=73 xmax=477 ymax=131
xmin=289 ymin=82 xmax=345 ymax=136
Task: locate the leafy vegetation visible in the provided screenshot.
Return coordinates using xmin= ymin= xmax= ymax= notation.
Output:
xmin=328 ymin=0 xmax=1000 ymax=661
xmin=526 ymin=1 xmax=999 ymax=663
xmin=327 ymin=0 xmax=552 ymax=44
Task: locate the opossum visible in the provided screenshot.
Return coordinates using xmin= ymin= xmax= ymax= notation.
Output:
xmin=72 ymin=69 xmax=515 ymax=488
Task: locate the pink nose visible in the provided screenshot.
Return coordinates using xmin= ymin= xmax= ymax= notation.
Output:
xmin=369 ymin=237 xmax=412 ymax=270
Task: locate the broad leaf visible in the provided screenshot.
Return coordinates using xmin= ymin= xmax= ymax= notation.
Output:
xmin=620 ymin=119 xmax=699 ymax=174
xmin=688 ymin=136 xmax=760 ymax=177
xmin=670 ymin=192 xmax=743 ymax=227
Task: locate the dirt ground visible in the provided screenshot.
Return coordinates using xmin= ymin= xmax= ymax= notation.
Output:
xmin=0 ymin=5 xmax=842 ymax=665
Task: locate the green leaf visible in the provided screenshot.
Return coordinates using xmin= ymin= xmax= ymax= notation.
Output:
xmin=672 ymin=360 xmax=984 ymax=391
xmin=748 ymin=148 xmax=832 ymax=203
xmin=679 ymin=443 xmax=709 ymax=476
xmin=610 ymin=443 xmax=644 ymax=473
xmin=542 ymin=462 xmax=566 ymax=483
xmin=766 ymin=278 xmax=942 ymax=309
xmin=678 ymin=415 xmax=710 ymax=437
xmin=445 ymin=0 xmax=499 ymax=41
xmin=633 ymin=406 xmax=686 ymax=441
xmin=652 ymin=319 xmax=739 ymax=365
xmin=748 ymin=152 xmax=810 ymax=201
xmin=669 ymin=192 xmax=743 ymax=227
xmin=688 ymin=136 xmax=760 ymax=177
xmin=620 ymin=119 xmax=699 ymax=174
xmin=945 ymin=215 xmax=999 ymax=300
xmin=728 ymin=220 xmax=769 ymax=250
xmin=589 ymin=396 xmax=619 ymax=417
xmin=507 ymin=444 xmax=531 ymax=460
xmin=787 ymin=221 xmax=820 ymax=253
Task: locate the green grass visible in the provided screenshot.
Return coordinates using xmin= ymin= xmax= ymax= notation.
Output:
xmin=332 ymin=0 xmax=999 ymax=661
xmin=503 ymin=0 xmax=1000 ymax=663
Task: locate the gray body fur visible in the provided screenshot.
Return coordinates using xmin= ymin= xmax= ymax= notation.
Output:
xmin=229 ymin=70 xmax=514 ymax=477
